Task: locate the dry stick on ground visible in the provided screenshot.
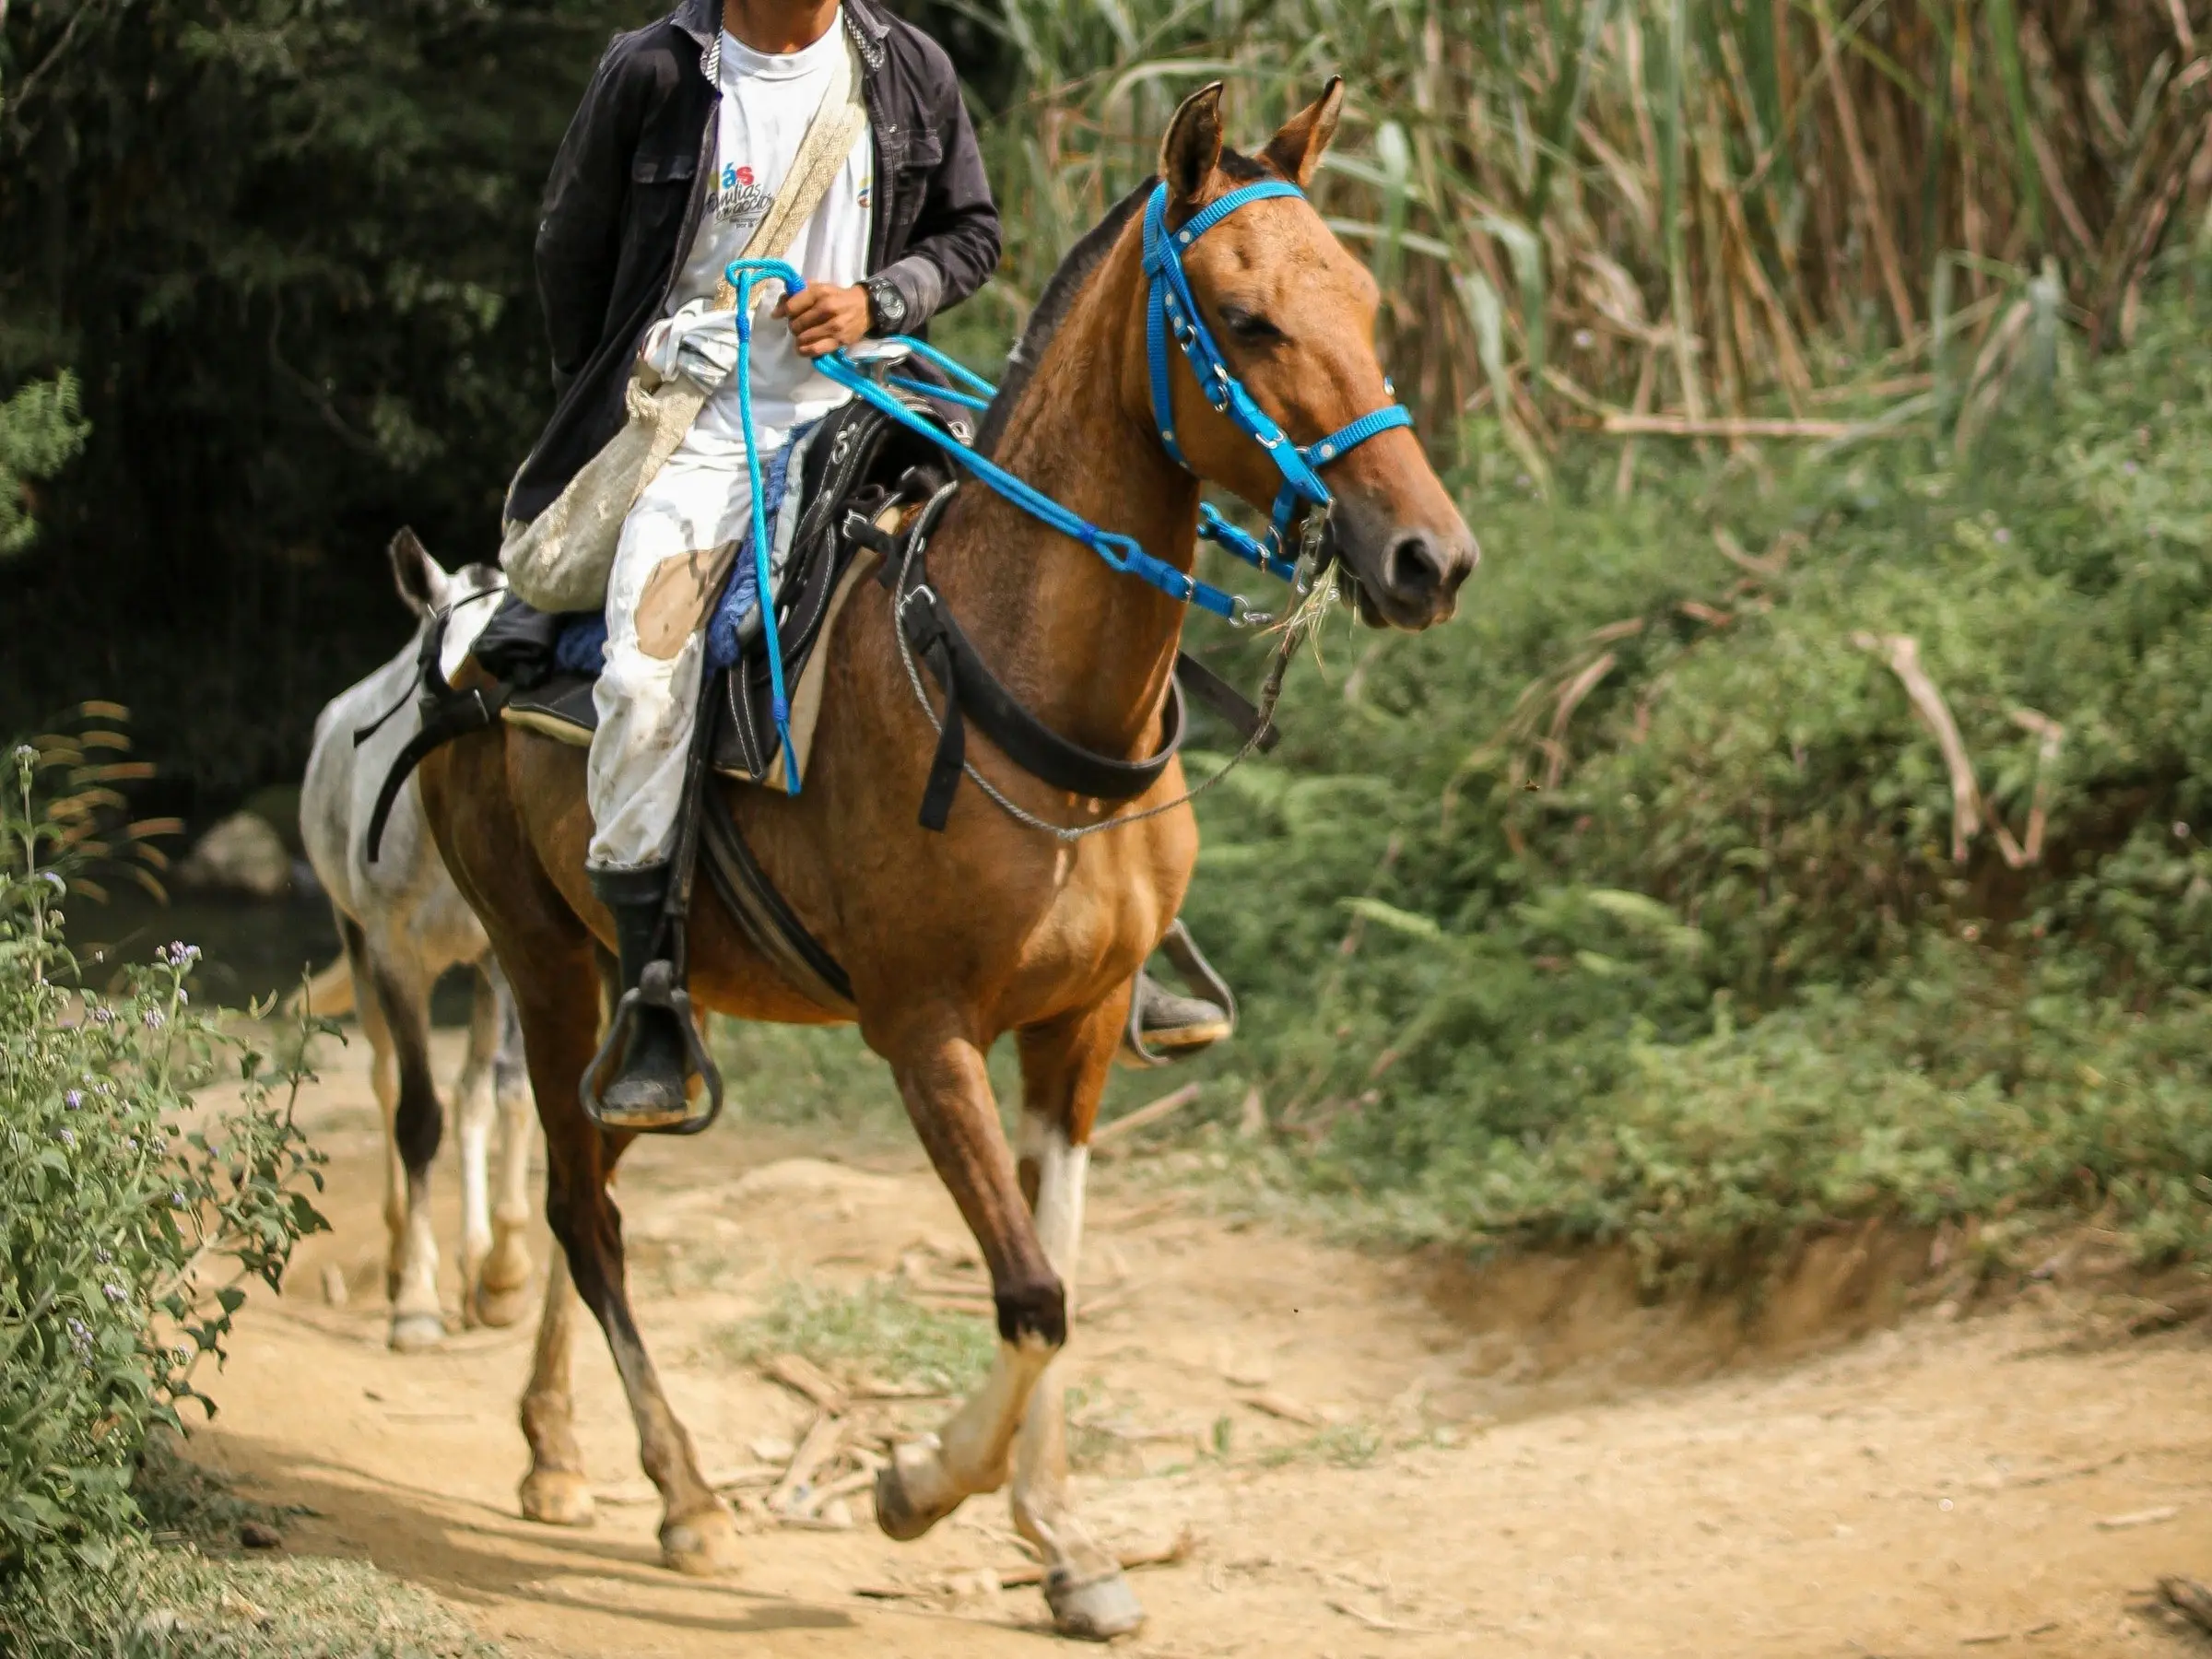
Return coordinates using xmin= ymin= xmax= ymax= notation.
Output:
xmin=853 ymin=1530 xmax=1198 ymax=1599
xmin=767 ymin=1411 xmax=844 ymax=1514
xmin=1854 ymin=633 xmax=2065 ymax=867
xmin=764 ymin=1351 xmax=848 ymax=1415
xmin=1091 ymin=1083 xmax=1201 ymax=1149
xmin=1238 ymin=1389 xmax=1324 ymax=1427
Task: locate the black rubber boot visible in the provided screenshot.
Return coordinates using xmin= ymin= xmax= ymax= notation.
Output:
xmin=587 ymin=864 xmax=694 ymax=1129
xmin=1131 ymin=969 xmax=1233 ymax=1053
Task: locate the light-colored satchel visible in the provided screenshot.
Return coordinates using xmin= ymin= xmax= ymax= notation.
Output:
xmin=500 ymin=32 xmax=867 ymax=614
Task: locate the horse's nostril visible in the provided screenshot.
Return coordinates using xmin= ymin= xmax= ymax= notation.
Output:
xmin=1383 ymin=533 xmax=1445 ymax=601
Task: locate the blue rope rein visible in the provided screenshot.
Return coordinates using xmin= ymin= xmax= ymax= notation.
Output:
xmin=715 ymin=180 xmax=1415 ymax=794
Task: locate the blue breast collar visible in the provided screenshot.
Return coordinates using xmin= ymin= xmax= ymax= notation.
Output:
xmin=1140 ymin=180 xmax=1416 ymax=581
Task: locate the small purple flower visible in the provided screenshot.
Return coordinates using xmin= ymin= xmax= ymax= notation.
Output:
xmin=1992 ymin=526 xmax=2011 ymax=544
xmin=101 ymin=1282 xmax=125 ymax=1304
xmin=176 ymin=989 xmax=189 ymax=1006
xmin=141 ymin=1008 xmax=164 ymax=1030
xmin=2124 ymin=460 xmax=2138 ymax=476
xmin=55 ymin=1128 xmax=76 ymax=1148
xmin=91 ymin=1006 xmax=114 ymax=1025
xmin=65 ymin=1090 xmax=82 ymax=1110
xmin=124 ymin=1137 xmax=138 ymax=1152
xmin=66 ymin=1317 xmax=93 ymax=1360
xmin=171 ymin=1191 xmax=187 ymax=1208
xmin=159 ymin=941 xmax=200 ymax=968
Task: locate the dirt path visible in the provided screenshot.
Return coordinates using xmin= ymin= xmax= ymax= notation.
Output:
xmin=187 ymin=1031 xmax=2212 ymax=1657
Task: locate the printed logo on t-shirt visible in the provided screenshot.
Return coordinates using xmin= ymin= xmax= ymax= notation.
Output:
xmin=717 ymin=160 xmax=774 ymax=229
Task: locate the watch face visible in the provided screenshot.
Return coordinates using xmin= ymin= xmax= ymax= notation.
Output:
xmin=873 ymin=282 xmax=907 ymax=329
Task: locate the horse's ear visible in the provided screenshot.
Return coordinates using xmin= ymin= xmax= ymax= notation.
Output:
xmin=388 ymin=526 xmax=441 ymax=617
xmin=1160 ymin=82 xmax=1226 ymax=206
xmin=1263 ymin=77 xmax=1345 ymax=188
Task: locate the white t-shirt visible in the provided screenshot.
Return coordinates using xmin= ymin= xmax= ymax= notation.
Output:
xmin=670 ymin=18 xmax=874 ymax=464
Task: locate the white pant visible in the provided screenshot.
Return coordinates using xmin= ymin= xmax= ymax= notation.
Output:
xmin=586 ymin=453 xmax=758 ymax=872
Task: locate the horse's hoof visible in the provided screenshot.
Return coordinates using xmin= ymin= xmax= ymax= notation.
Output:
xmin=660 ymin=1504 xmax=743 ymax=1577
xmin=472 ymin=1277 xmax=532 ymax=1329
xmin=387 ymin=1311 xmax=446 ymax=1352
xmin=1045 ymin=1568 xmax=1146 ymax=1641
xmin=519 ymin=1469 xmax=596 ymax=1528
xmin=873 ymin=1445 xmax=961 ymax=1542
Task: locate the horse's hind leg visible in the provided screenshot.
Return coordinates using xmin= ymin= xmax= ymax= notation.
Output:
xmin=473 ymin=956 xmax=535 ymax=1328
xmin=517 ymin=1240 xmax=593 ymax=1526
xmin=363 ymin=934 xmax=447 ymax=1351
xmin=1008 ymin=1002 xmax=1145 ymax=1640
xmin=336 ymin=914 xmax=407 ymax=1302
xmin=510 ymin=950 xmax=738 ymax=1574
xmin=873 ymin=1027 xmax=1067 ymax=1550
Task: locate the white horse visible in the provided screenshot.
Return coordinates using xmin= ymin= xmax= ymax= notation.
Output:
xmin=300 ymin=530 xmax=535 ymax=1349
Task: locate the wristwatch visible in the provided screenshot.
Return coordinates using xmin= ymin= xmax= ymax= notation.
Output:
xmin=864 ymin=274 xmax=909 ymax=335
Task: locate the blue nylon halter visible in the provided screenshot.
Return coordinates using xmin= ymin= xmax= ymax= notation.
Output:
xmin=1140 ymin=180 xmax=1416 ymax=580
xmin=717 ymin=189 xmax=1414 ymax=793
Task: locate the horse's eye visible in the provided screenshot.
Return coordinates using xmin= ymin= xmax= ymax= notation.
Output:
xmin=1217 ymin=304 xmax=1283 ymax=344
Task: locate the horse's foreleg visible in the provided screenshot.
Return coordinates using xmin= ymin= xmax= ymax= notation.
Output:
xmin=475 ymin=956 xmax=535 ymax=1329
xmin=1008 ymin=1000 xmax=1145 ymax=1640
xmin=358 ymin=928 xmax=446 ymax=1351
xmin=876 ymin=1028 xmax=1065 ymax=1545
xmin=519 ymin=961 xmax=738 ymax=1576
xmin=453 ymin=962 xmax=500 ymax=1327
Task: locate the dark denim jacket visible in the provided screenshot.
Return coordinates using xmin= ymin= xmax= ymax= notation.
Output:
xmin=508 ymin=0 xmax=1001 ymax=524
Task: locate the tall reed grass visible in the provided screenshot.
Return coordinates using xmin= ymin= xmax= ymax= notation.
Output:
xmin=965 ymin=0 xmax=2212 ymax=476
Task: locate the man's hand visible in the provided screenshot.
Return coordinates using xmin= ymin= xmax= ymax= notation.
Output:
xmin=777 ymin=283 xmax=871 ymax=358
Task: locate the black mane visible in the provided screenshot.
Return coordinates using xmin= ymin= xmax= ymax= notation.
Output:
xmin=973 ymin=178 xmax=1155 ymax=458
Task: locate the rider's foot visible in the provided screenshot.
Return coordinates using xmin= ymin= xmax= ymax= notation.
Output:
xmin=1127 ymin=968 xmax=1232 ymax=1056
xmin=589 ymin=864 xmax=697 ymax=1129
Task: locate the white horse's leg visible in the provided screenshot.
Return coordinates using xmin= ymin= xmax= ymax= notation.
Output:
xmin=476 ymin=957 xmax=535 ymax=1328
xmin=1007 ymin=1013 xmax=1144 ymax=1640
xmin=340 ymin=916 xmax=409 ymax=1307
xmin=453 ymin=963 xmax=500 ymax=1327
xmin=361 ymin=932 xmax=446 ymax=1351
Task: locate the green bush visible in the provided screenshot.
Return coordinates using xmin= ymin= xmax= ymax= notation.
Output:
xmin=0 ymin=742 xmax=326 ymax=1566
xmin=1174 ymin=266 xmax=2212 ymax=1274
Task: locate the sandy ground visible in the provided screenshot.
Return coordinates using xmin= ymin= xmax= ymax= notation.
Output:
xmin=182 ymin=1030 xmax=2212 ymax=1658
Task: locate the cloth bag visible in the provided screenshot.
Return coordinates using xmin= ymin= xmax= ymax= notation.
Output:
xmin=500 ymin=31 xmax=867 ymax=614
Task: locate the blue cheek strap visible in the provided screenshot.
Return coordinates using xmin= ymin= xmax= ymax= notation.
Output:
xmin=1140 ymin=181 xmax=1415 ymax=577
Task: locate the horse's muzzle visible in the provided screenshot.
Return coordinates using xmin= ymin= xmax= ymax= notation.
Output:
xmin=1330 ymin=498 xmax=1479 ymax=629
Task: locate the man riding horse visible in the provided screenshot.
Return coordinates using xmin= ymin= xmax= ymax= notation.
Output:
xmin=512 ymin=0 xmax=1234 ymax=1123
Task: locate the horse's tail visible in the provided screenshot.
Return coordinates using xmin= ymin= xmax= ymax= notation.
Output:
xmin=282 ymin=954 xmax=355 ymax=1021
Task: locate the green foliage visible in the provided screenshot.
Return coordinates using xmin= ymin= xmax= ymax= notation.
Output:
xmin=0 ymin=744 xmax=327 ymax=1565
xmin=1178 ymin=269 xmax=2212 ymax=1276
xmin=0 ymin=373 xmax=88 ymax=556
xmin=715 ymin=1278 xmax=994 ymax=1394
xmin=1 ymin=0 xmax=636 ymax=796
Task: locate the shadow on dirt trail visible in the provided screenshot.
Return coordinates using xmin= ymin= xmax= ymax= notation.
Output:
xmin=183 ymin=1030 xmax=2212 ymax=1658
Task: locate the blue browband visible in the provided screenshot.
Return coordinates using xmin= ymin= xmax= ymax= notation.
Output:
xmin=1140 ymin=180 xmax=1416 ymax=581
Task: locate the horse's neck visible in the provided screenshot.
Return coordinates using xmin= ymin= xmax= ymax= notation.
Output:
xmin=930 ymin=230 xmax=1196 ymax=756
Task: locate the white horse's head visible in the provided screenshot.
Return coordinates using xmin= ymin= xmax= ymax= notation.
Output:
xmin=388 ymin=527 xmax=505 ymax=680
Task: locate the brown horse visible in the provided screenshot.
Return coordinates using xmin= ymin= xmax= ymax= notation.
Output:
xmin=419 ymin=80 xmax=1477 ymax=1640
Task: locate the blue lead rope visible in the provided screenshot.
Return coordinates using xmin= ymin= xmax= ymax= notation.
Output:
xmin=716 ymin=180 xmax=1414 ymax=794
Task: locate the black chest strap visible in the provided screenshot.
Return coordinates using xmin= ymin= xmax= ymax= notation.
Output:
xmin=899 ymin=579 xmax=1187 ymax=833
